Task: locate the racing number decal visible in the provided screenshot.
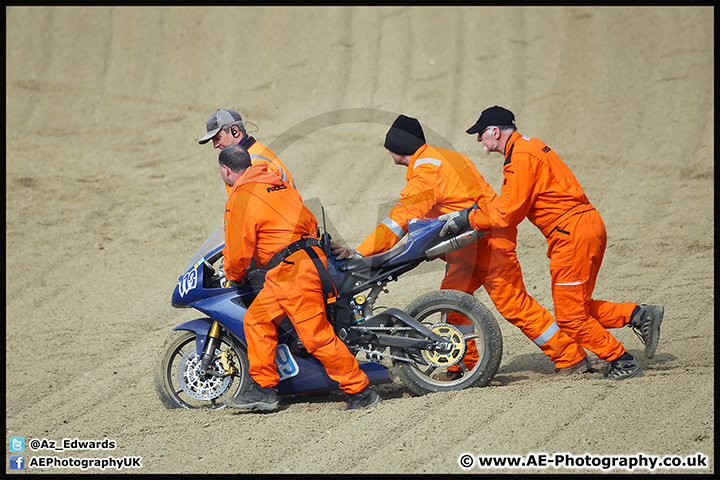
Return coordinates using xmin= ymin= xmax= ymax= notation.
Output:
xmin=275 ymin=344 xmax=299 ymax=380
xmin=178 ymin=269 xmax=198 ymax=297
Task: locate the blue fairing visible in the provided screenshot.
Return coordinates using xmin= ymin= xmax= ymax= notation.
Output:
xmin=383 ymin=218 xmax=443 ymax=268
xmin=275 ymin=355 xmax=391 ymax=395
xmin=326 ymin=217 xmax=442 ymax=283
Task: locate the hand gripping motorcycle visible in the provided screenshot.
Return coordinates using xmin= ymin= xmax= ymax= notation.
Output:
xmin=154 ymin=215 xmax=503 ymax=409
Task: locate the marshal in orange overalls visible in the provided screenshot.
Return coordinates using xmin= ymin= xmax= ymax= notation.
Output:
xmin=469 ymin=131 xmax=637 ymax=362
xmin=356 ymin=143 xmax=586 ymax=370
xmin=223 ymin=164 xmax=368 ymax=393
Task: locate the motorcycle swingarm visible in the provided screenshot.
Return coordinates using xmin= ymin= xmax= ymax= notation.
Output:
xmin=365 ymin=308 xmax=444 ymax=342
xmin=371 ymin=334 xmax=436 ymax=350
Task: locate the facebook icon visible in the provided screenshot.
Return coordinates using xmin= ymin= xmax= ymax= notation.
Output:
xmin=10 ymin=455 xmax=25 ymax=470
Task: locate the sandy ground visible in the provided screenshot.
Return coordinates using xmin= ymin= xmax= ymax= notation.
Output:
xmin=5 ymin=6 xmax=714 ymax=474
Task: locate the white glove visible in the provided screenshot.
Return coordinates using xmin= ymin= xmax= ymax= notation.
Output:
xmin=438 ymin=208 xmax=471 ymax=237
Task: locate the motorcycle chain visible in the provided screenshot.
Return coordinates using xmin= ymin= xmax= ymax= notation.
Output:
xmin=349 ymin=325 xmax=413 ymax=332
xmin=350 ymin=345 xmax=413 ymax=363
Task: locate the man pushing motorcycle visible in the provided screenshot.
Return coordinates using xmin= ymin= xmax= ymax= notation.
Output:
xmin=331 ymin=115 xmax=590 ymax=379
xmin=218 ymin=143 xmax=381 ymax=411
xmin=438 ymin=105 xmax=664 ymax=380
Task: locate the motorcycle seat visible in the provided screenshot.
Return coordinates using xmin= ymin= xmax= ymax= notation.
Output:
xmin=339 ymin=246 xmax=404 ymax=273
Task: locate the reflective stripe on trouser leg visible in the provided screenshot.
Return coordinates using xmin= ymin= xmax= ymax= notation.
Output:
xmin=529 ymin=320 xmax=587 ymax=368
xmin=532 ymin=321 xmax=559 ymax=346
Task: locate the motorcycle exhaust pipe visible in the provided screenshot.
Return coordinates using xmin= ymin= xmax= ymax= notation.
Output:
xmin=425 ymin=229 xmax=482 ymax=260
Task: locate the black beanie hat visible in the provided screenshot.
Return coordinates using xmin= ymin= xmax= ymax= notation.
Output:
xmin=384 ymin=115 xmax=426 ymax=155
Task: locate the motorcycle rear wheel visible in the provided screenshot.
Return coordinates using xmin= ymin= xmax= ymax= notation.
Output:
xmin=391 ymin=290 xmax=502 ymax=396
xmin=154 ymin=329 xmax=251 ymax=409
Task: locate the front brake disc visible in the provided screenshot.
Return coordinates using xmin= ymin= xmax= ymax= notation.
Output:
xmin=177 ymin=348 xmax=233 ymax=400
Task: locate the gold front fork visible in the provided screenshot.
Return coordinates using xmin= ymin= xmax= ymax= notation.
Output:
xmin=199 ymin=321 xmax=223 ymax=377
xmin=202 ymin=321 xmax=235 ymax=376
xmin=208 ymin=321 xmax=222 ymax=339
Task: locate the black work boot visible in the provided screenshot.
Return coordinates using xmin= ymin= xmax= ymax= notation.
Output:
xmin=345 ymin=387 xmax=381 ymax=410
xmin=603 ymin=355 xmax=644 ymax=380
xmin=628 ymin=304 xmax=664 ymax=359
xmin=224 ymin=382 xmax=278 ymax=411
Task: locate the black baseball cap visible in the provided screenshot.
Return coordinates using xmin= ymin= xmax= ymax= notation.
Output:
xmin=466 ymin=105 xmax=515 ymax=134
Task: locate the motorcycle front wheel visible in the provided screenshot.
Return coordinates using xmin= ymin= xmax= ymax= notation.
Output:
xmin=154 ymin=328 xmax=251 ymax=409
xmin=390 ymin=289 xmax=503 ymax=396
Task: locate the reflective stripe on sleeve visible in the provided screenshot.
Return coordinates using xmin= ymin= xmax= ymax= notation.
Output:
xmin=413 ymin=158 xmax=442 ymax=170
xmin=382 ymin=216 xmax=406 ymax=239
xmin=251 ymin=154 xmax=290 ymax=184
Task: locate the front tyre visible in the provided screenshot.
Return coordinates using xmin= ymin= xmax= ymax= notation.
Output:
xmin=154 ymin=328 xmax=251 ymax=409
xmin=391 ymin=290 xmax=502 ymax=396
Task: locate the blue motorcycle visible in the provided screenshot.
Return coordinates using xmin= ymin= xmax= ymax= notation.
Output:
xmin=154 ymin=216 xmax=503 ymax=409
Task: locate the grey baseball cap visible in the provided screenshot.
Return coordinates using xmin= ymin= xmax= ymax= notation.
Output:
xmin=198 ymin=109 xmax=243 ymax=144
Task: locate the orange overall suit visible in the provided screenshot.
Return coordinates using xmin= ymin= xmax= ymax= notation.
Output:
xmin=356 ymin=144 xmax=586 ymax=370
xmin=223 ymin=136 xmax=296 ymax=197
xmin=223 ymin=164 xmax=369 ymax=393
xmin=469 ymin=131 xmax=637 ymax=362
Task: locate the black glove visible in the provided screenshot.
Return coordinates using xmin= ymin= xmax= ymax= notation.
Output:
xmin=243 ymin=267 xmax=267 ymax=287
